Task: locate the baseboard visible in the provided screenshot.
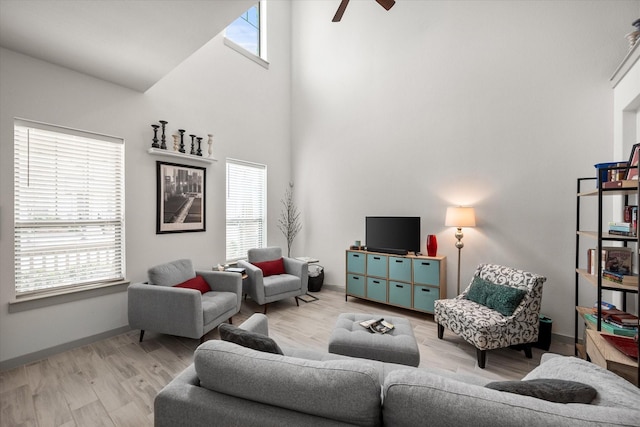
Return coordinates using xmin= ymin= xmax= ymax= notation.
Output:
xmin=320 ymin=283 xmax=344 ymax=293
xmin=0 ymin=325 xmax=131 ymax=372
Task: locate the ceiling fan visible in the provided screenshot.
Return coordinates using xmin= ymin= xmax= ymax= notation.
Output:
xmin=332 ymin=0 xmax=396 ymax=22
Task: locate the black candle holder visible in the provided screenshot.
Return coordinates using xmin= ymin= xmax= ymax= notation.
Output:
xmin=196 ymin=137 xmax=203 ymax=156
xmin=151 ymin=124 xmax=160 ymax=148
xmin=189 ymin=134 xmax=196 ymax=155
xmin=178 ymin=129 xmax=186 ymax=153
xmin=159 ymin=120 xmax=168 ymax=149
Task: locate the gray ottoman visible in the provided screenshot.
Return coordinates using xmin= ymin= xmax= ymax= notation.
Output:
xmin=328 ymin=313 xmax=420 ymax=367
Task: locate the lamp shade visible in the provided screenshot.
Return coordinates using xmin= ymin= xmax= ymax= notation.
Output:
xmin=445 ymin=206 xmax=476 ymax=227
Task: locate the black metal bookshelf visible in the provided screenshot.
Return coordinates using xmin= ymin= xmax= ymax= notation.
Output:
xmin=575 ymin=167 xmax=639 ymax=387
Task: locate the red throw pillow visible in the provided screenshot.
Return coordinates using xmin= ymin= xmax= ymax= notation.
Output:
xmin=173 ymin=275 xmax=211 ymax=294
xmin=253 ymin=258 xmax=286 ymax=277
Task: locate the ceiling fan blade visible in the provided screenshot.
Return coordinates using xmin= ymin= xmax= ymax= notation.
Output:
xmin=332 ymin=0 xmax=350 ymax=22
xmin=375 ymin=0 xmax=396 ymax=11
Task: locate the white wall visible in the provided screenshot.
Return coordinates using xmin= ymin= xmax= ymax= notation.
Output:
xmin=0 ymin=2 xmax=292 ymax=364
xmin=291 ymin=0 xmax=640 ymax=337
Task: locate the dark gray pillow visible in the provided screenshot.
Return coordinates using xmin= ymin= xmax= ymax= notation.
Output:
xmin=485 ymin=378 xmax=597 ymax=404
xmin=218 ymin=323 xmax=283 ymax=355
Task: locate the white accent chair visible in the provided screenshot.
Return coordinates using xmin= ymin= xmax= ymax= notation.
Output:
xmin=434 ymin=263 xmax=547 ymax=368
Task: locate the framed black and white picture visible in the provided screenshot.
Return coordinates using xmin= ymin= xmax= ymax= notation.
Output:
xmin=156 ymin=161 xmax=206 ymax=234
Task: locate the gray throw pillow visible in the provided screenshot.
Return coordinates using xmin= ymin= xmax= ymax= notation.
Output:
xmin=466 ymin=276 xmax=526 ymax=316
xmin=218 ymin=323 xmax=283 ymax=355
xmin=485 ymin=378 xmax=597 ymax=404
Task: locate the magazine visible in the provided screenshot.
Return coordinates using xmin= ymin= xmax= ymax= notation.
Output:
xmin=359 ymin=318 xmax=395 ymax=334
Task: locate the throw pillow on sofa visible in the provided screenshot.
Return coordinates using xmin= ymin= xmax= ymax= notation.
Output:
xmin=219 ymin=323 xmax=283 ymax=355
xmin=485 ymin=378 xmax=597 ymax=404
xmin=466 ymin=276 xmax=526 ymax=316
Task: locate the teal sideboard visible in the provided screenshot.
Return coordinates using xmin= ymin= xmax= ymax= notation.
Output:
xmin=345 ymin=249 xmax=446 ymax=314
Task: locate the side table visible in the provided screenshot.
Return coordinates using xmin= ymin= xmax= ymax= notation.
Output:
xmin=295 ymin=256 xmax=321 ymax=302
xmin=586 ymin=329 xmax=638 ymax=386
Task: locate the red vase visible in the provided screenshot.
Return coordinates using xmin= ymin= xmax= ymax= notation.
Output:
xmin=426 ymin=234 xmax=438 ymax=257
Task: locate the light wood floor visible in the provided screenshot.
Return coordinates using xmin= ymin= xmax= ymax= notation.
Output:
xmin=0 ymin=287 xmax=572 ymax=427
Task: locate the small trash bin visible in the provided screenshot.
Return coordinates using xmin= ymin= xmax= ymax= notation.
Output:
xmin=308 ymin=265 xmax=324 ymax=292
xmin=534 ymin=314 xmax=552 ymax=350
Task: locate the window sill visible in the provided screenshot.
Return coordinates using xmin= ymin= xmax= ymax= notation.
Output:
xmin=8 ymin=280 xmax=130 ymax=313
xmin=224 ymin=38 xmax=269 ymax=69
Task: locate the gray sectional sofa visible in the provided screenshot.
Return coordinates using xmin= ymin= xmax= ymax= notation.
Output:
xmin=154 ymin=314 xmax=640 ymax=427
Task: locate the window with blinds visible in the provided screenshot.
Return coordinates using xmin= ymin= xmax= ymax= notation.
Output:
xmin=226 ymin=159 xmax=266 ymax=261
xmin=13 ymin=119 xmax=125 ymax=297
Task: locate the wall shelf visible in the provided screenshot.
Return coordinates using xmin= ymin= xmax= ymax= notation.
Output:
xmin=147 ymin=147 xmax=217 ymax=164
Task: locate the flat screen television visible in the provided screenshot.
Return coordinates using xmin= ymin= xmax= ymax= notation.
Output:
xmin=365 ymin=216 xmax=421 ymax=255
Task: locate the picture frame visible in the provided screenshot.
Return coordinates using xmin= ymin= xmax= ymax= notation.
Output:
xmin=624 ymin=143 xmax=640 ymax=180
xmin=156 ymin=161 xmax=206 ymax=234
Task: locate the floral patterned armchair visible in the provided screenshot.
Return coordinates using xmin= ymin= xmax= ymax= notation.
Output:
xmin=434 ymin=264 xmax=547 ymax=368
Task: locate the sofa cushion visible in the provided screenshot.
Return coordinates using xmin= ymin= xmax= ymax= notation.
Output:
xmin=466 ymin=276 xmax=526 ymax=316
xmin=263 ymin=274 xmax=301 ymax=296
xmin=523 ymin=354 xmax=640 ymax=410
xmin=201 ymin=291 xmax=238 ymax=326
xmin=382 ymin=369 xmax=640 ymax=427
xmin=148 ymin=259 xmax=195 ymax=287
xmin=195 ymin=340 xmax=382 ymax=426
xmin=485 ymin=379 xmax=597 ymax=404
xmin=219 ymin=323 xmax=283 ymax=355
xmin=253 ymin=258 xmax=286 ymax=277
xmin=173 ymin=275 xmax=211 ymax=294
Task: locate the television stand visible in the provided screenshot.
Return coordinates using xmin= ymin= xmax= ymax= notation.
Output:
xmin=345 ymin=249 xmax=446 ymax=314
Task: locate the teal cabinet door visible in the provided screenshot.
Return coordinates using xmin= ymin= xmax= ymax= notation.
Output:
xmin=413 ymin=259 xmax=440 ymax=285
xmin=347 ymin=274 xmax=365 ymax=297
xmin=347 ymin=251 xmax=365 ymax=274
xmin=366 ymin=277 xmax=387 ymax=302
xmin=388 ymin=281 xmax=411 ymax=308
xmin=367 ymin=254 xmax=388 ymax=277
xmin=389 ymin=257 xmax=411 ymax=282
xmin=413 ymin=285 xmax=440 ymax=313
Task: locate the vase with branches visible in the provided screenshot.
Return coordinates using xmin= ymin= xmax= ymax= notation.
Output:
xmin=277 ymin=182 xmax=302 ymax=257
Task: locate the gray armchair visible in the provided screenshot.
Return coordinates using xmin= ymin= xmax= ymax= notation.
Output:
xmin=128 ymin=259 xmax=242 ymax=342
xmin=238 ymin=247 xmax=308 ymax=314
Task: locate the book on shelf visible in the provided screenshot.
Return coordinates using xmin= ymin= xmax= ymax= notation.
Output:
xmin=359 ymin=318 xmax=395 ymax=334
xmin=608 ymin=222 xmax=633 ymax=233
xmin=608 ymin=229 xmax=637 ymax=236
xmin=587 ymin=247 xmax=633 ymax=275
xmin=603 ymin=270 xmax=625 ymax=283
xmin=602 ymin=246 xmax=633 ymax=275
xmin=593 ymin=301 xmax=616 ymax=313
xmin=584 ymin=314 xmax=637 ymax=337
xmin=602 ymin=179 xmax=637 ymax=189
xmin=587 ymin=249 xmax=595 ymax=274
xmin=623 ymin=205 xmax=638 ymax=229
xmin=605 ymin=318 xmax=639 ymax=330
xmin=602 ymin=272 xmax=638 ymax=287
xmin=594 ymin=301 xmax=617 ymax=310
xmin=593 ymin=308 xmax=640 ymax=330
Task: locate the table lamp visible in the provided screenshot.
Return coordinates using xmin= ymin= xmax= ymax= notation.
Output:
xmin=445 ymin=206 xmax=476 ymax=295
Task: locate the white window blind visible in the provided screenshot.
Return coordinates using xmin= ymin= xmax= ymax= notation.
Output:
xmin=226 ymin=159 xmax=266 ymax=261
xmin=13 ymin=119 xmax=125 ymax=296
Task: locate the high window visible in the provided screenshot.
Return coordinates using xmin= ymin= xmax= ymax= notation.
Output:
xmin=13 ymin=119 xmax=125 ymax=298
xmin=224 ymin=1 xmax=268 ymax=68
xmin=226 ymin=159 xmax=266 ymax=261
